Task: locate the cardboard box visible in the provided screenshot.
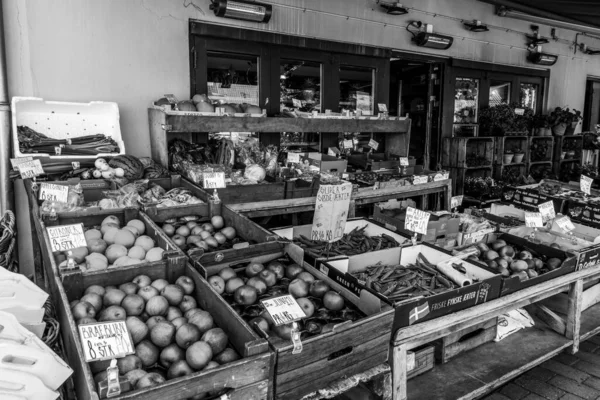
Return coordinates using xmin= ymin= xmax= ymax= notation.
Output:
xmin=301 ymin=152 xmax=348 ymax=173
xmin=318 ymin=243 xmax=501 ymax=332
xmin=549 ymin=220 xmax=600 ymax=270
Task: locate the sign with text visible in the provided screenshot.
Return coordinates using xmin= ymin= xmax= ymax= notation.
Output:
xmin=413 ymin=175 xmax=428 ymax=185
xmin=399 ymin=157 xmax=409 ymax=166
xmin=342 ymin=139 xmax=354 ymax=150
xmin=525 ymin=212 xmax=544 ymax=228
xmin=581 ymin=175 xmax=593 ymax=195
xmin=461 ymin=228 xmax=496 ymax=245
xmin=404 ymin=207 xmax=430 ymax=235
xmin=378 ymin=103 xmax=388 ymax=112
xmin=368 ymin=139 xmax=379 ymax=150
xmin=451 ymin=195 xmax=464 ymax=209
xmin=78 ymin=321 xmax=135 ymax=362
xmin=203 ymin=172 xmax=226 ymax=189
xmin=261 ymin=295 xmax=306 ymax=326
xmin=556 ymin=216 xmax=576 ymax=232
xmin=311 ymin=182 xmax=353 ymax=242
xmin=16 ymin=159 xmax=44 ymax=179
xmin=538 ymin=201 xmax=556 ymax=221
xmin=47 ymin=224 xmax=87 ymax=252
xmin=287 ymin=152 xmax=301 ymax=164
xmin=292 ymin=98 xmax=302 ymax=108
xmin=39 ymin=183 xmax=69 ymax=203
xmin=10 ymin=157 xmax=33 ymax=168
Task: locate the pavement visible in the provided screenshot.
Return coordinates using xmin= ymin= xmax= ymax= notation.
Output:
xmin=484 ymin=335 xmax=600 ymax=400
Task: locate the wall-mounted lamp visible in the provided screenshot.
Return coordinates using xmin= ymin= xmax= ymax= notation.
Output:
xmin=407 ymin=21 xmax=453 ymax=50
xmin=580 ymin=43 xmax=600 ymax=55
xmin=209 ymin=0 xmax=272 ymax=23
xmin=378 ymin=1 xmax=409 ymax=15
xmin=527 ymin=46 xmax=557 ymax=66
xmin=463 ymin=20 xmax=489 ymax=32
xmin=526 ymin=25 xmax=549 ymax=46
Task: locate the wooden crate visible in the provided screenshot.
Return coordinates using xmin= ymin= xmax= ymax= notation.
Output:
xmin=442 ymin=137 xmax=494 ymax=168
xmin=407 ymin=345 xmax=435 ymax=380
xmin=554 ymin=135 xmax=583 ymax=164
xmin=433 ymin=318 xmax=497 ymax=364
xmin=494 ymin=136 xmax=529 ymax=165
xmin=146 ymin=204 xmax=279 ymax=265
xmin=448 ymin=166 xmax=492 ymax=196
xmin=493 ymin=164 xmax=528 ymax=184
xmin=55 ymin=262 xmax=272 ymax=400
xmin=528 ymin=137 xmax=554 ymax=163
xmin=284 ymin=177 xmax=320 ymax=199
xmin=193 ymin=244 xmax=395 ymax=400
xmin=347 ymin=152 xmax=401 ymax=170
xmin=189 ymin=176 xmax=286 ymax=205
xmin=528 ymin=161 xmax=554 ymax=182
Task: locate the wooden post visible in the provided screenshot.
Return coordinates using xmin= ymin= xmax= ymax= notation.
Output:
xmin=392 ymin=343 xmax=408 ymax=400
xmin=567 ymin=279 xmax=583 ymax=353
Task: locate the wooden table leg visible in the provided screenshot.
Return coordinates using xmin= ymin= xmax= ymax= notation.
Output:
xmin=567 ymin=279 xmax=583 ymax=354
xmin=348 ymin=200 xmax=356 ymax=219
xmin=392 ymin=343 xmax=408 ymax=400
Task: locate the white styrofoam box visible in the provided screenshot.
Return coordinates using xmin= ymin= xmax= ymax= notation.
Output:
xmin=0 ymin=368 xmax=59 ymax=399
xmin=12 ymin=97 xmax=125 ymax=160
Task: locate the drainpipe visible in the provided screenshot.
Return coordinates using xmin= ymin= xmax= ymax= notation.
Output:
xmin=0 ymin=0 xmax=11 ymax=212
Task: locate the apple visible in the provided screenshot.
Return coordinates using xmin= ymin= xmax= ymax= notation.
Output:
xmin=126 ymin=316 xmax=149 ymax=344
xmin=184 ymin=308 xmax=203 ymax=320
xmin=166 ymin=306 xmax=183 ymax=321
xmin=121 ymin=294 xmax=145 ymax=316
xmin=132 ymin=274 xmax=152 ymax=288
xmin=179 ymin=295 xmax=197 ymax=313
xmin=258 ymin=270 xmax=277 ymax=287
xmin=103 ymin=289 xmax=126 ymax=307
xmin=72 ymin=301 xmax=96 ymax=320
xmin=176 ymin=226 xmax=191 ymax=237
xmin=519 ymin=251 xmax=533 ymax=260
xmin=146 ymin=296 xmax=169 ymax=316
xmin=296 ymin=272 xmax=315 ymax=284
xmin=117 ymin=354 xmax=142 ymax=375
xmin=218 ymin=267 xmax=237 ymax=281
xmin=285 ymin=264 xmax=304 ymax=280
xmin=138 ymin=286 xmax=159 ymax=302
xmin=249 ymin=317 xmax=269 ymax=333
xmin=172 ymin=317 xmax=187 ymax=329
xmin=245 ymin=262 xmax=264 ymax=277
xmin=162 ymin=224 xmax=175 ymax=237
xmin=309 ymin=280 xmax=330 ymax=298
xmin=77 ymin=317 xmax=97 ymax=325
xmin=167 ymin=360 xmax=194 ymax=380
xmin=186 ymin=221 xmax=198 ymax=230
xmin=288 ymin=279 xmax=309 ymax=298
xmin=119 ymin=282 xmax=139 ymax=295
xmin=186 ymin=341 xmax=212 ymax=370
xmin=135 ymin=340 xmax=159 ymax=368
xmin=246 ymin=277 xmax=267 ymax=295
xmin=208 ymin=276 xmax=225 ymax=294
xmin=80 ymin=293 xmax=103 ymax=312
xmin=172 ymin=234 xmax=186 ymax=248
xmin=146 ymin=316 xmax=167 ymax=330
xmin=190 ymin=226 xmax=204 ymax=236
xmin=273 ymin=323 xmax=294 ymax=340
xmin=175 ymin=276 xmax=195 ymax=295
xmin=234 ymin=285 xmax=258 ymax=305
xmin=161 ymin=284 xmax=185 ymax=306
xmin=101 ymin=215 xmax=120 ymax=227
xmin=225 ymin=277 xmax=244 ymax=294
xmin=295 ymin=297 xmax=315 ymax=318
xmin=187 ymin=235 xmax=202 ymax=245
xmin=323 ymin=291 xmax=345 ymax=311
xmin=267 ymin=261 xmax=285 ymax=280
xmin=151 ymin=279 xmax=169 ymax=292
xmin=159 ymin=343 xmax=185 ymax=369
xmin=135 ymin=372 xmax=165 ymax=390
xmin=84 ymin=285 xmax=106 ymax=297
xmin=201 ymin=328 xmax=228 ymax=355
xmin=187 ymin=310 xmax=214 ymax=334
xmin=98 ymin=306 xmax=126 ymax=322
xmin=124 ymin=369 xmax=147 ymax=386
xmin=175 ymin=323 xmax=201 ymax=349
xmin=213 ymin=348 xmax=239 ymax=365
xmin=201 ymin=223 xmax=214 ymax=233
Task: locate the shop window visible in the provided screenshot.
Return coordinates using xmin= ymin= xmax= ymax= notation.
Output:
xmin=520 ymin=83 xmax=539 ymax=112
xmin=453 ymin=77 xmax=479 ymax=136
xmin=339 ymin=65 xmax=374 ymax=115
xmin=280 ymin=60 xmax=322 ymax=112
xmin=489 ymin=81 xmax=511 ymax=106
xmin=206 ymin=51 xmax=259 ymax=107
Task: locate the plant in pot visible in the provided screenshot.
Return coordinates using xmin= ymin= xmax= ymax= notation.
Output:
xmin=550 ymin=107 xmax=582 ymax=136
xmin=503 ymin=148 xmax=514 ymax=164
xmin=512 ymin=146 xmax=525 ymax=163
xmin=479 ymin=104 xmax=515 ymax=136
xmin=532 ymin=114 xmax=552 ymax=136
xmin=512 ymin=103 xmax=534 ymax=135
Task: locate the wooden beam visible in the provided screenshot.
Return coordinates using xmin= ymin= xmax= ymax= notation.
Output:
xmin=567 ymin=280 xmax=584 ymax=353
xmin=524 ymin=304 xmax=566 ymax=335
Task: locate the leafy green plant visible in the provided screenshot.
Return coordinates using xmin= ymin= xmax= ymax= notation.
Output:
xmin=550 ymin=107 xmax=582 ymax=126
xmin=532 ymin=114 xmax=552 ymax=129
xmin=479 ymin=103 xmax=534 ymax=136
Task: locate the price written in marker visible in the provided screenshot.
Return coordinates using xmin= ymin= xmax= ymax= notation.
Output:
xmin=311 ymin=182 xmax=353 ymax=242
xmin=378 ymin=103 xmax=388 ymax=112
xmin=413 ymin=175 xmax=428 ymax=185
xmin=404 ymin=207 xmax=430 ymax=235
xmin=525 ymin=212 xmax=544 ymax=228
xmin=538 ymin=201 xmax=556 ymax=221
xmin=581 ymin=175 xmax=593 ymax=195
xmin=78 ymin=321 xmax=135 ymax=362
xmin=368 ymin=139 xmax=379 ymax=150
xmin=287 ymin=152 xmax=301 ymax=164
xmin=39 ymin=183 xmax=69 ymax=202
xmin=261 ymin=295 xmax=306 ymax=326
xmin=451 ymin=195 xmax=464 ymax=209
xmin=556 ymin=216 xmax=576 ymax=232
xmin=203 ymin=172 xmax=226 ymax=189
xmin=399 ymin=157 xmax=409 ymax=166
xmin=16 ymin=159 xmax=44 ymax=179
xmin=342 ymin=139 xmax=354 ymax=150
xmin=10 ymin=157 xmax=33 ymax=168
xmin=47 ymin=224 xmax=87 ymax=252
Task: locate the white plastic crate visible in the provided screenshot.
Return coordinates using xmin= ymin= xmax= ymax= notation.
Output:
xmin=12 ymin=97 xmax=125 ymax=160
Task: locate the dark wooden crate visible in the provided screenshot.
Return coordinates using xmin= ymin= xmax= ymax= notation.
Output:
xmin=448 ymin=166 xmax=492 ymax=196
xmin=284 ymin=177 xmax=320 ymax=199
xmin=193 ymin=244 xmax=395 ymax=400
xmin=494 ymin=136 xmax=529 ymax=165
xmin=528 ymin=137 xmax=554 ymax=163
xmin=55 ymin=262 xmax=272 ymax=400
xmin=181 ymin=176 xmax=285 ymax=205
xmin=433 ymin=318 xmax=498 ymax=364
xmin=442 ymin=137 xmax=494 ymax=168
xmin=348 ymin=152 xmax=401 ymax=170
xmin=407 ymin=345 xmax=435 ymax=380
xmin=493 ymin=164 xmax=527 ymax=183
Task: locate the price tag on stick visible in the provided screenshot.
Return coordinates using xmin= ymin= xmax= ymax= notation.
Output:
xmin=556 ymin=216 xmax=576 ymax=232
xmin=39 ymin=183 xmax=69 ymax=203
xmin=46 ymin=223 xmax=87 ymax=252
xmin=404 ymin=207 xmax=430 ymax=235
xmin=525 ymin=212 xmax=544 ymax=228
xmin=203 ymin=172 xmax=226 ymax=189
xmin=378 ymin=103 xmax=388 ymax=112
xmin=261 ymin=295 xmax=306 ymax=326
xmin=368 ymin=139 xmax=379 ymax=151
xmin=311 ymin=182 xmax=353 ymax=242
xmin=413 ymin=175 xmax=428 ymax=185
xmin=451 ymin=195 xmax=464 ymax=209
xmin=78 ymin=321 xmax=135 ymax=362
xmin=538 ymin=201 xmax=556 ymax=222
xmin=287 ymin=152 xmax=300 ymax=164
xmin=581 ymin=175 xmax=593 ymax=195
xmin=16 ymin=159 xmax=44 ymax=179
xmin=399 ymin=157 xmax=409 ymax=166
xmin=10 ymin=157 xmax=32 ymax=168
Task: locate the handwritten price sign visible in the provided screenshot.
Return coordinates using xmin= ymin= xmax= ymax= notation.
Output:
xmin=311 ymin=182 xmax=353 ymax=242
xmin=261 ymin=295 xmax=306 ymax=326
xmin=203 ymin=172 xmax=226 ymax=189
xmin=451 ymin=195 xmax=464 ymax=209
xmin=78 ymin=321 xmax=134 ymax=362
xmin=538 ymin=201 xmax=556 ymax=221
xmin=399 ymin=157 xmax=409 ymax=166
xmin=556 ymin=216 xmax=576 ymax=232
xmin=413 ymin=175 xmax=428 ymax=185
xmin=342 ymin=139 xmax=354 ymax=150
xmin=404 ymin=207 xmax=430 ymax=235
xmin=47 ymin=224 xmax=87 ymax=252
xmin=368 ymin=139 xmax=379 ymax=150
xmin=288 ymin=152 xmax=301 ymax=164
xmin=16 ymin=159 xmax=44 ymax=179
xmin=525 ymin=212 xmax=544 ymax=228
xmin=39 ymin=183 xmax=69 ymax=202
xmin=581 ymin=175 xmax=593 ymax=195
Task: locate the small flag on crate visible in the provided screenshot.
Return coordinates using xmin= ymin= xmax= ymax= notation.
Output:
xmin=409 ymin=302 xmax=430 ymax=325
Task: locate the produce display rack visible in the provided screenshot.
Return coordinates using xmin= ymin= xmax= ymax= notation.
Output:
xmin=494 ymin=135 xmax=529 ymax=166
xmin=493 ymin=163 xmax=528 ymax=183
xmin=441 ymin=137 xmax=495 ymax=168
xmin=527 ymin=136 xmax=554 ymax=164
xmin=449 ymin=166 xmax=492 ymax=196
xmin=527 ymin=161 xmax=554 ymax=182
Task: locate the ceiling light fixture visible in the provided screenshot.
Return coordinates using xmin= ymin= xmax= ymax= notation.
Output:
xmin=209 ymin=0 xmax=272 ymax=23
xmin=463 ymin=20 xmax=489 ymax=32
xmin=378 ymin=1 xmax=409 ymax=15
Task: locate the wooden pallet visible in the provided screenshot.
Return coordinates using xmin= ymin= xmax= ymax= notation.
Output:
xmin=442 ymin=137 xmax=495 ymax=168
xmin=528 ymin=136 xmax=554 ymax=163
xmin=194 ymin=245 xmax=395 ymax=400
xmin=494 ymin=136 xmax=529 ymax=166
xmin=448 ymin=166 xmax=493 ymax=196
xmin=433 ymin=318 xmax=497 ymax=364
xmin=55 ymin=262 xmax=272 ymax=400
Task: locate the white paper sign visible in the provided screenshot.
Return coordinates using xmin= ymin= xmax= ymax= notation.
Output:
xmin=525 ymin=212 xmax=544 ymax=228
xmin=342 ymin=139 xmax=354 ymax=150
xmin=288 ymin=152 xmax=301 ymax=164
xmin=39 ymin=183 xmax=69 ymax=203
xmin=311 ymin=182 xmax=353 ymax=242
xmin=292 ymin=98 xmax=302 ymax=108
xmin=514 ymin=108 xmax=525 ymax=115
xmin=368 ymin=139 xmax=379 ymax=150
xmin=16 ymin=159 xmax=44 ymax=179
xmin=261 ymin=295 xmax=306 ymax=326
xmin=404 ymin=207 xmax=430 ymax=235
xmin=556 ymin=216 xmax=576 ymax=232
xmin=581 ymin=175 xmax=593 ymax=195
xmin=451 ymin=195 xmax=464 ymax=209
xmin=10 ymin=157 xmax=33 ymax=168
xmin=400 ymin=157 xmax=409 ymax=166
xmin=378 ymin=103 xmax=388 ymax=112
xmin=462 ymin=228 xmax=496 ymax=244
xmin=78 ymin=321 xmax=135 ymax=362
xmin=538 ymin=201 xmax=556 ymax=221
xmin=413 ymin=175 xmax=428 ymax=185
xmin=47 ymin=223 xmax=87 ymax=252
xmin=328 ymin=148 xmax=336 ymax=156
xmin=203 ymin=172 xmax=226 ymax=189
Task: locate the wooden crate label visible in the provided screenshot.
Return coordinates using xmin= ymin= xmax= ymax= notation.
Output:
xmin=311 ymin=182 xmax=352 ymax=242
xmin=78 ymin=321 xmax=134 ymax=362
xmin=261 ymin=295 xmax=306 ymax=326
xmin=47 ymin=223 xmax=86 ymax=252
xmin=39 ymin=183 xmax=69 ymax=202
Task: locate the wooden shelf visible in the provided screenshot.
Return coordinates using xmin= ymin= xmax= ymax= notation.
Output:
xmin=559 ymin=158 xmax=581 ymax=163
xmin=464 ymin=165 xmax=493 ymax=170
xmin=281 ymin=142 xmax=319 ymax=147
xmin=529 ymin=160 xmax=553 ymax=165
xmin=407 ymin=317 xmax=571 ymax=400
